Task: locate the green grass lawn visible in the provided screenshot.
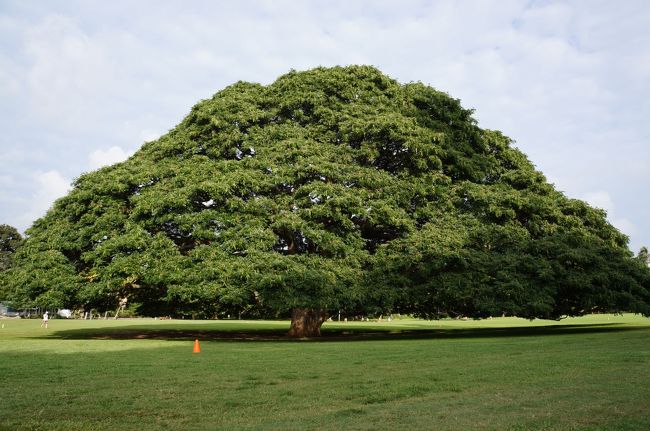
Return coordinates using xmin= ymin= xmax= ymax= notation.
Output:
xmin=1 ymin=315 xmax=649 ymax=430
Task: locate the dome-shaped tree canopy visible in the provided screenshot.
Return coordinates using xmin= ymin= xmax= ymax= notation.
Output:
xmin=2 ymin=66 xmax=649 ymax=336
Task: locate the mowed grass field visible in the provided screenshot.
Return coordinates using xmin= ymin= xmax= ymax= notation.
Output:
xmin=1 ymin=315 xmax=649 ymax=430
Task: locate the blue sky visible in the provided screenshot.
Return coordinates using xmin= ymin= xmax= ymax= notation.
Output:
xmin=0 ymin=0 xmax=648 ymax=253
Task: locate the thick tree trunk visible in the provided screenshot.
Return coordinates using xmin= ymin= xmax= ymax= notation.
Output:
xmin=287 ymin=308 xmax=328 ymax=338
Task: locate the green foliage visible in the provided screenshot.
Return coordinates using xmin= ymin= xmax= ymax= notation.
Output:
xmin=0 ymin=224 xmax=22 ymax=271
xmin=3 ymin=65 xmax=649 ymax=318
xmin=637 ymin=246 xmax=650 ymax=267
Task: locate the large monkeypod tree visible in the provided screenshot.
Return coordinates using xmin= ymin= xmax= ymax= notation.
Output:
xmin=2 ymin=66 xmax=649 ymax=336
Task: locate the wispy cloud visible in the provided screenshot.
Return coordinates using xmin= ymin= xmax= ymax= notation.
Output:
xmin=88 ymin=146 xmax=134 ymax=170
xmin=18 ymin=170 xmax=72 ymax=230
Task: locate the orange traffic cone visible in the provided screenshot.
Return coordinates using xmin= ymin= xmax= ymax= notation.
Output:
xmin=193 ymin=339 xmax=201 ymax=353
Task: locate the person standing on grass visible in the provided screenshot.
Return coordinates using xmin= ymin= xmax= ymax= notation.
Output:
xmin=41 ymin=311 xmax=49 ymax=328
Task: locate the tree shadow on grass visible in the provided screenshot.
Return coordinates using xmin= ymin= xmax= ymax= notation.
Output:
xmin=40 ymin=321 xmax=650 ymax=342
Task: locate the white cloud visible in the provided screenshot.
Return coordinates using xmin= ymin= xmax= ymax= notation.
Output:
xmin=35 ymin=170 xmax=71 ymax=203
xmin=582 ymin=191 xmax=638 ymax=239
xmin=0 ymin=175 xmax=14 ymax=187
xmin=19 ymin=170 xmax=72 ymax=228
xmin=88 ymin=146 xmax=133 ymax=170
xmin=139 ymin=129 xmax=161 ymax=143
xmin=611 ymin=218 xmax=638 ymax=240
xmin=582 ymin=191 xmax=615 ymax=215
xmin=517 ymin=2 xmax=573 ymax=37
xmin=24 ymin=14 xmax=114 ymax=129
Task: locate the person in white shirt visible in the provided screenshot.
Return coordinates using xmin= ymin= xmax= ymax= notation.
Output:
xmin=41 ymin=311 xmax=49 ymax=328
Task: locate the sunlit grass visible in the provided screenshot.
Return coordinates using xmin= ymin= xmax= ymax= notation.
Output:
xmin=1 ymin=315 xmax=649 ymax=430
